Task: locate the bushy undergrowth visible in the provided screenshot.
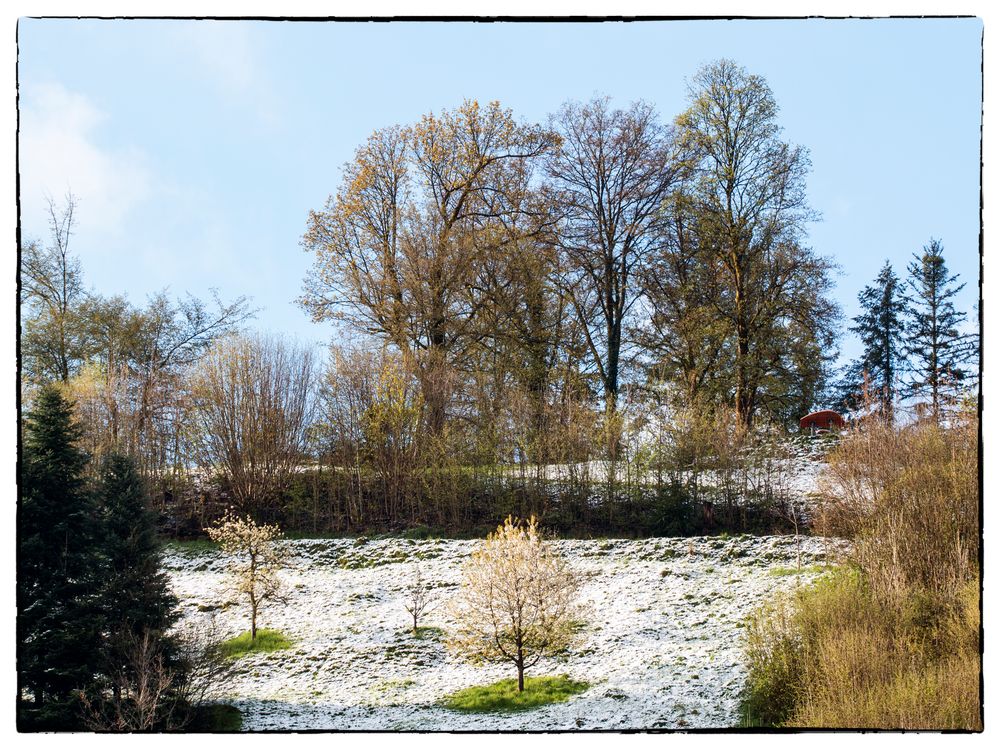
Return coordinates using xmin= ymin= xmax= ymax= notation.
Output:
xmin=187 ymin=703 xmax=243 ymax=731
xmin=743 ymin=569 xmax=980 ymax=729
xmin=441 ymin=675 xmax=590 ymax=712
xmin=743 ymin=410 xmax=981 ymax=730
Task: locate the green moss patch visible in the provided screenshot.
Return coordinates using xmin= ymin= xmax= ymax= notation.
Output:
xmin=441 ymin=674 xmax=590 ymax=712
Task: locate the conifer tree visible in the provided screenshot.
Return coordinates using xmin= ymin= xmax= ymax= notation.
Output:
xmin=98 ymin=453 xmax=179 ymax=649
xmin=905 ymin=239 xmax=976 ymax=421
xmin=92 ymin=452 xmax=182 ymax=723
xmin=17 ymin=385 xmax=104 ymax=724
xmin=844 ymin=261 xmax=909 ymax=422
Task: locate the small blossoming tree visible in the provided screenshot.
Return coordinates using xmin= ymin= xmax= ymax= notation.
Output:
xmin=448 ymin=516 xmax=580 ymax=692
xmin=205 ymin=511 xmax=288 ymax=641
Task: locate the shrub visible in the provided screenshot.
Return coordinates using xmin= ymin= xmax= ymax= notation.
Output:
xmin=816 ymin=410 xmax=978 ymax=603
xmin=742 ymin=406 xmax=981 ymax=729
xmin=743 ymin=568 xmax=981 ymax=730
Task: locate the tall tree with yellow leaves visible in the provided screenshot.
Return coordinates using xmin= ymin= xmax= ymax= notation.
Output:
xmin=301 ymin=100 xmax=556 ymax=435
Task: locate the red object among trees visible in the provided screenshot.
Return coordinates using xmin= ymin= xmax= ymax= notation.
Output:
xmin=799 ymin=409 xmax=846 ymax=433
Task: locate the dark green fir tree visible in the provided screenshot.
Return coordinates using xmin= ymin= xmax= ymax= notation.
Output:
xmin=95 ymin=452 xmax=181 ymax=718
xmin=98 ymin=451 xmax=179 ymax=645
xmin=17 ymin=384 xmax=104 ymax=728
xmin=905 ymin=239 xmax=976 ymax=421
xmin=841 ymin=260 xmax=910 ymax=422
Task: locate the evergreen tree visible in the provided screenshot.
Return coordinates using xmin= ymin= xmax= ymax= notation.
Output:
xmin=95 ymin=452 xmax=182 ymax=718
xmin=843 ymin=260 xmax=909 ymax=422
xmin=905 ymin=239 xmax=976 ymax=421
xmin=98 ymin=452 xmax=179 ymax=644
xmin=17 ymin=384 xmax=104 ymax=726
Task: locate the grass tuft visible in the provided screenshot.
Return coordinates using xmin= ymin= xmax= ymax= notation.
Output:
xmin=219 ymin=629 xmax=293 ymax=659
xmin=441 ymin=674 xmax=589 ymax=712
xmin=742 ymin=569 xmax=981 ymax=729
xmin=769 ymin=564 xmax=827 ymax=577
xmin=163 ymin=538 xmax=219 ymax=554
xmin=412 ymin=625 xmax=445 ymax=640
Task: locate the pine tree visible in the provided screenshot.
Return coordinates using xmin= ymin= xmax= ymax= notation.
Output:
xmin=17 ymin=384 xmax=104 ymax=725
xmin=92 ymin=452 xmax=182 ymax=721
xmin=98 ymin=453 xmax=179 ymax=648
xmin=843 ymin=261 xmax=909 ymax=422
xmin=905 ymin=239 xmax=976 ymax=421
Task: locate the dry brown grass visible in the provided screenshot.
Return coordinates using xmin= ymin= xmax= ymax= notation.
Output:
xmin=789 ymin=579 xmax=980 ymax=729
xmin=817 ymin=410 xmax=978 ymax=603
xmin=745 ymin=571 xmax=981 ymax=730
xmin=743 ymin=405 xmax=981 ymax=730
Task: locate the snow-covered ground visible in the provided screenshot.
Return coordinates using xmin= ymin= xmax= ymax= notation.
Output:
xmin=499 ymin=436 xmax=830 ymax=505
xmin=164 ymin=533 xmax=846 ymax=730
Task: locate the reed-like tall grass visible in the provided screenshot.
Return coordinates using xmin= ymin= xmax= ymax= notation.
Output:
xmin=743 ymin=405 xmax=981 ymax=730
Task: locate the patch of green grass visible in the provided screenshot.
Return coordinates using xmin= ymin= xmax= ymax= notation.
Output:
xmin=395 ymin=625 xmax=446 ymax=640
xmin=219 ymin=629 xmax=293 ymax=659
xmin=412 ymin=625 xmax=445 ymax=640
xmin=401 ymin=525 xmax=435 ymax=539
xmin=188 ymin=703 xmax=242 ymax=731
xmin=335 ymin=545 xmax=443 ymax=570
xmin=441 ymin=674 xmax=590 ymax=713
xmin=347 ymin=591 xmax=379 ymax=603
xmin=769 ymin=564 xmax=827 ymax=577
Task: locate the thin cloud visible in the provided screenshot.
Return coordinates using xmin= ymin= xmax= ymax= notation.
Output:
xmin=175 ymin=21 xmax=282 ymax=129
xmin=19 ymin=82 xmax=152 ymax=238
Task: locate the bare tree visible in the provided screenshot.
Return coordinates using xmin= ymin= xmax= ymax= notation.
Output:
xmin=403 ymin=564 xmax=436 ymax=633
xmin=173 ymin=615 xmax=230 ymax=718
xmin=448 ymin=516 xmax=580 ymax=692
xmin=20 ymin=193 xmax=85 ymax=384
xmin=59 ymin=290 xmax=254 ymax=489
xmin=21 ymin=194 xmax=253 ymax=492
xmin=191 ymin=333 xmax=315 ymax=515
xmin=546 ymin=97 xmax=681 ymax=419
xmin=81 ymin=630 xmax=177 ymax=731
xmin=205 ymin=511 xmax=289 ymax=641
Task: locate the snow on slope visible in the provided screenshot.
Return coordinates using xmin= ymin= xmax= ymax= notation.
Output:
xmin=164 ymin=533 xmax=845 ymax=730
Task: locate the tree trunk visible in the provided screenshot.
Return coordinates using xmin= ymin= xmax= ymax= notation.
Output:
xmin=735 ymin=326 xmax=755 ymax=430
xmin=517 ymin=663 xmax=525 ymax=693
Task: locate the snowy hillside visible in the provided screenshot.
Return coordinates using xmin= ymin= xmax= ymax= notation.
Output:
xmin=165 ymin=533 xmax=845 ymax=730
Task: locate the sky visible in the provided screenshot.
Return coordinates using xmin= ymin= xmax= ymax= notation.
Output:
xmin=16 ymin=17 xmax=983 ymax=365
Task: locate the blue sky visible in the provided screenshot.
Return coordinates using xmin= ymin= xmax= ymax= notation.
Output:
xmin=17 ymin=17 xmax=983 ymax=364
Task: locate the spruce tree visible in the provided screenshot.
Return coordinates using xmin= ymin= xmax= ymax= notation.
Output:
xmin=98 ymin=452 xmax=179 ymax=646
xmin=843 ymin=260 xmax=909 ymax=422
xmin=905 ymin=239 xmax=976 ymax=421
xmin=17 ymin=384 xmax=104 ymax=725
xmin=96 ymin=453 xmax=181 ymax=718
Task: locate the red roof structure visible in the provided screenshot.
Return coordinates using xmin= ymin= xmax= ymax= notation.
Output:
xmin=799 ymin=409 xmax=846 ymax=433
